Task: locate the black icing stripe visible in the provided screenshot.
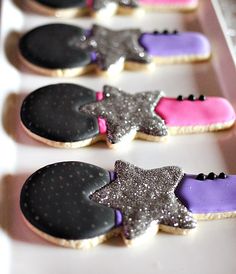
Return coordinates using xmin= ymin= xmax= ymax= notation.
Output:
xmin=20 ymin=161 xmax=116 ymax=240
xmin=20 ymin=83 xmax=99 ymax=143
xmin=33 ymin=0 xmax=86 ymax=8
xmin=19 ymin=24 xmax=92 ymax=69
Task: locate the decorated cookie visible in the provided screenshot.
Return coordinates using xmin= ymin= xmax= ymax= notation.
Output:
xmin=18 ymin=23 xmax=211 ymax=77
xmin=20 ymin=160 xmax=236 ymax=248
xmin=20 ymin=83 xmax=235 ymax=148
xmin=26 ymin=0 xmax=199 ymax=17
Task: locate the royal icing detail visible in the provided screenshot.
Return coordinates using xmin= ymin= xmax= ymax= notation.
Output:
xmin=91 ymin=161 xmax=196 ymax=240
xmin=80 ymin=85 xmax=167 ymax=144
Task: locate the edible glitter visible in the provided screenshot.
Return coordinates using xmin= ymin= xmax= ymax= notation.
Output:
xmin=78 ymin=24 xmax=150 ymax=70
xmin=80 ymin=85 xmax=167 ymax=145
xmin=91 ymin=161 xmax=197 ymax=240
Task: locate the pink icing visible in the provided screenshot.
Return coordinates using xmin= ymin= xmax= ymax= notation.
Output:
xmin=139 ymin=0 xmax=198 ymax=5
xmin=155 ymin=97 xmax=235 ymax=127
xmin=96 ymin=92 xmax=104 ymax=101
xmin=95 ymin=93 xmax=235 ymax=134
xmin=86 ymin=0 xmax=93 ymax=7
xmin=86 ymin=0 xmax=198 ymax=9
xmin=98 ymin=118 xmax=107 ymax=134
xmin=96 ymin=92 xmax=107 ymax=134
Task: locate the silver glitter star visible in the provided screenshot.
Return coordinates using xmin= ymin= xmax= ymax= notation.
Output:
xmin=79 ymin=24 xmax=150 ymax=71
xmin=80 ymin=85 xmax=168 ymax=145
xmin=93 ymin=0 xmax=139 ymax=11
xmin=91 ymin=161 xmax=197 ymax=241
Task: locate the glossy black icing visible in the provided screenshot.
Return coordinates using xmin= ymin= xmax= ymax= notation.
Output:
xmin=199 ymin=95 xmax=206 ymax=101
xmin=20 ymin=161 xmax=116 ymax=240
xmin=207 ymin=172 xmax=217 ymax=180
xmin=20 ymin=83 xmax=99 ymax=143
xmin=196 ymin=173 xmax=207 ymax=181
xmin=34 ymin=0 xmax=86 ymax=8
xmin=219 ymin=172 xmax=227 ymax=179
xmin=177 ymin=95 xmax=184 ymax=101
xmin=19 ymin=24 xmax=91 ymax=69
xmin=188 ymin=94 xmax=196 ymax=101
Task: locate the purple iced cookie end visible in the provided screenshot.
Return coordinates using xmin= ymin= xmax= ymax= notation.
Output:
xmin=139 ymin=32 xmax=211 ymax=57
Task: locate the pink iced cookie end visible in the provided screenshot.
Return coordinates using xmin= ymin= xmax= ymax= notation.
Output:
xmin=155 ymin=97 xmax=236 ymax=127
xmin=139 ymin=0 xmax=198 ymax=6
xmin=95 ymin=92 xmax=235 ymax=134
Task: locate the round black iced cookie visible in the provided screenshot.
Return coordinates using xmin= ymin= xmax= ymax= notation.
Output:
xmin=19 ymin=24 xmax=91 ymax=69
xmin=20 ymin=83 xmax=99 ymax=143
xmin=20 ymin=161 xmax=116 ymax=240
xmin=34 ymin=0 xmax=86 ymax=8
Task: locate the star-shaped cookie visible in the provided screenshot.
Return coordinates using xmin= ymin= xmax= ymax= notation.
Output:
xmin=79 ymin=24 xmax=151 ymax=72
xmin=80 ymin=85 xmax=168 ymax=146
xmin=91 ymin=161 xmax=197 ymax=244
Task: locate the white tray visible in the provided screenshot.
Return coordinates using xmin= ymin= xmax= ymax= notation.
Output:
xmin=1 ymin=1 xmax=236 ymax=273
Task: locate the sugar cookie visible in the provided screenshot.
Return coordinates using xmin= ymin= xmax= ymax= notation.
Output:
xmin=19 ymin=24 xmax=211 ymax=77
xmin=20 ymin=161 xmax=236 ymax=248
xmin=20 ymin=84 xmax=235 ymax=148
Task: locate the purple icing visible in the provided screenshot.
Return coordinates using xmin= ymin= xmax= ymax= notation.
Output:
xmin=115 ymin=210 xmax=123 ymax=226
xmin=109 ymin=171 xmax=122 ymax=226
xmin=90 ymin=51 xmax=97 ymax=62
xmin=175 ymin=175 xmax=236 ymax=214
xmin=139 ymin=32 xmax=211 ymax=57
xmin=109 ymin=171 xmax=117 ymax=182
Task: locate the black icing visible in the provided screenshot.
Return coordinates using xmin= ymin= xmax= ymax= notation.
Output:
xmin=19 ymin=24 xmax=91 ymax=69
xmin=207 ymin=172 xmax=217 ymax=180
xmin=20 ymin=161 xmax=116 ymax=240
xmin=152 ymin=30 xmax=179 ymax=35
xmin=196 ymin=173 xmax=206 ymax=181
xmin=34 ymin=0 xmax=86 ymax=8
xmin=196 ymin=172 xmax=227 ymax=181
xmin=188 ymin=94 xmax=196 ymax=101
xmin=219 ymin=172 xmax=227 ymax=179
xmin=177 ymin=95 xmax=184 ymax=101
xmin=20 ymin=83 xmax=99 ymax=143
xmin=199 ymin=95 xmax=206 ymax=101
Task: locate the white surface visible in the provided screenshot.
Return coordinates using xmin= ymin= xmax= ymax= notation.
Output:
xmin=1 ymin=0 xmax=236 ymax=274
